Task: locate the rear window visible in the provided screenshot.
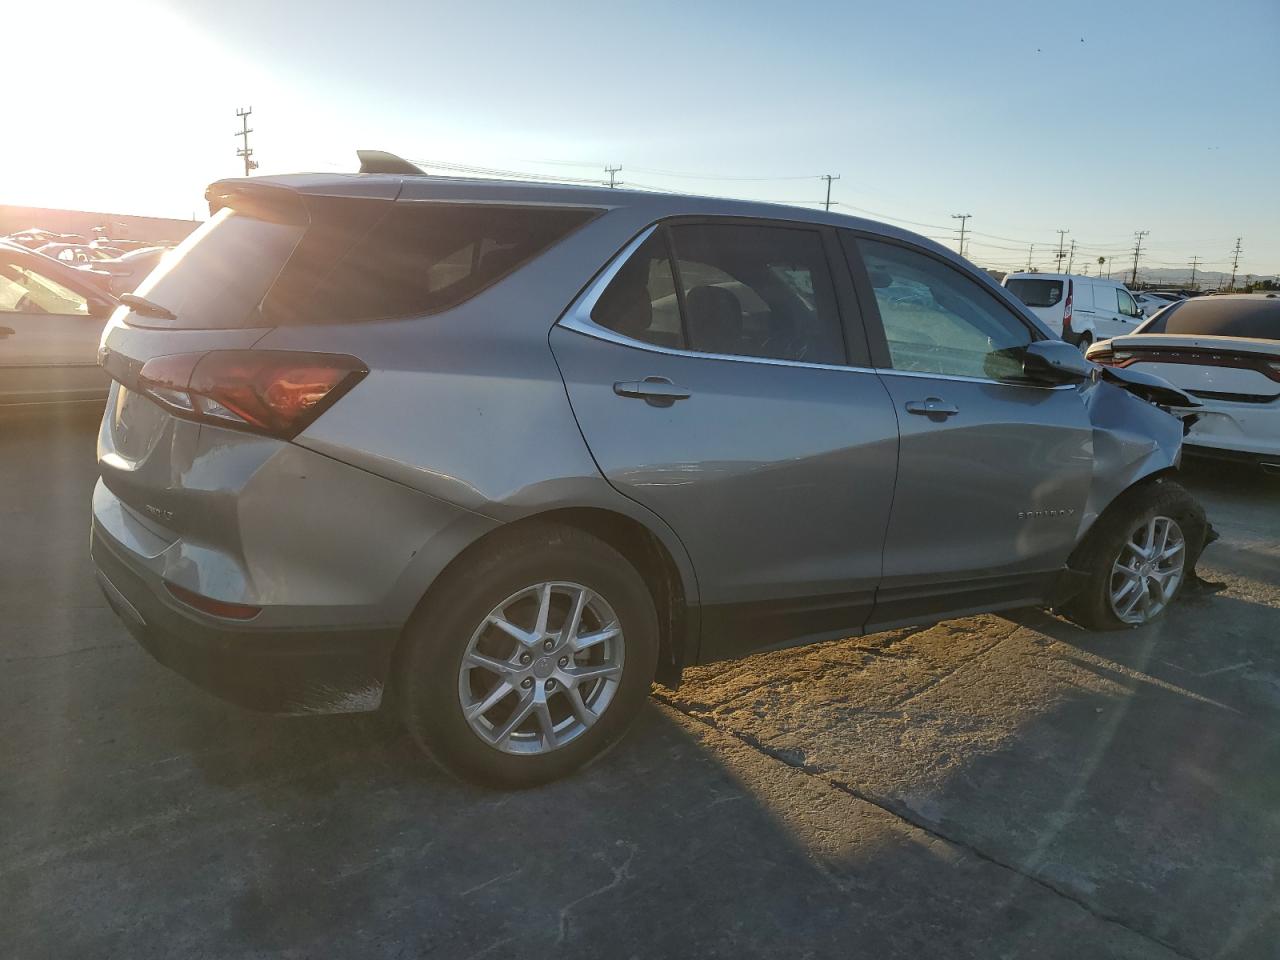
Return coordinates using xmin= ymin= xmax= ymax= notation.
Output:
xmin=132 ymin=201 xmax=598 ymax=329
xmin=1005 ymin=278 xmax=1063 ymax=308
xmin=1141 ymin=298 xmax=1280 ymax=340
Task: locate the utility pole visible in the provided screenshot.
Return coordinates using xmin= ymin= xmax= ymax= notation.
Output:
xmin=1188 ymin=255 xmax=1201 ymax=290
xmin=951 ymin=213 xmax=972 ymax=258
xmin=1229 ymin=237 xmax=1243 ymax=290
xmin=1055 ymin=229 xmax=1069 ymax=273
xmin=1129 ymin=230 xmax=1149 ymax=287
xmin=1066 ymin=239 xmax=1077 ymax=274
xmin=235 ymin=106 xmax=258 ymax=176
xmin=820 ymin=174 xmax=841 ymax=212
xmin=1026 ymin=244 xmax=1034 ymax=271
xmin=604 ymin=165 xmax=622 ymax=188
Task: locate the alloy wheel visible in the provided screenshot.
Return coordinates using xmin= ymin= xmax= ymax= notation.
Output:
xmin=1109 ymin=515 xmax=1186 ymax=625
xmin=458 ymin=581 xmax=625 ymax=755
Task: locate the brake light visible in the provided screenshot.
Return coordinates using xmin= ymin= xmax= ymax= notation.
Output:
xmin=137 ymin=350 xmax=367 ymax=439
xmin=1062 ymin=280 xmax=1073 ymax=335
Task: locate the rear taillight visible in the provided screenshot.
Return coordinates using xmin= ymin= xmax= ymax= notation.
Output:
xmin=1091 ymin=350 xmax=1134 ymax=367
xmin=1266 ymin=361 xmax=1280 ymax=383
xmin=1062 ymin=280 xmax=1073 ymax=335
xmin=137 ymin=350 xmax=367 ymax=439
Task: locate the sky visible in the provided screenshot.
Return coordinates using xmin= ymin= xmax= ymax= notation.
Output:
xmin=5 ymin=0 xmax=1277 ymax=278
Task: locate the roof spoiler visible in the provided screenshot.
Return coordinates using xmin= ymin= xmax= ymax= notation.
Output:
xmin=357 ymin=150 xmax=425 ymax=175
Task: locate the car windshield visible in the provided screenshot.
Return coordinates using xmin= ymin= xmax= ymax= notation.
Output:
xmin=1005 ymin=277 xmax=1063 ymax=307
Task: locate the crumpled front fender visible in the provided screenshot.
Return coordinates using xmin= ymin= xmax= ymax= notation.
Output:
xmin=1079 ymin=375 xmax=1186 ymax=536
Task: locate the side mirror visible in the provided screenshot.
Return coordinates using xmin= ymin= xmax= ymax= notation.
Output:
xmin=985 ymin=339 xmax=1094 ymax=385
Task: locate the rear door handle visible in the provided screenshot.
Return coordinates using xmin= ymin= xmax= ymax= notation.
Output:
xmin=905 ymin=397 xmax=959 ymax=417
xmin=613 ymin=377 xmax=691 ymax=407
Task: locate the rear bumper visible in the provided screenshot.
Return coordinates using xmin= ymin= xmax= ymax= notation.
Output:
xmin=92 ymin=520 xmax=399 ymax=715
xmin=1175 ymin=398 xmax=1280 ymax=460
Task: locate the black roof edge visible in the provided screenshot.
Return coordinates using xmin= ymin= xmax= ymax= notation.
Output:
xmin=356 ymin=150 xmax=425 ymax=175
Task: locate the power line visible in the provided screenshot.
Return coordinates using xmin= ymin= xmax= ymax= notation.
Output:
xmin=1130 ymin=230 xmax=1150 ymax=286
xmin=820 ymin=174 xmax=840 ymax=212
xmin=604 ymin=165 xmax=623 ymax=189
xmin=234 ymin=106 xmax=258 ymax=177
xmin=951 ymin=213 xmax=972 ymax=258
xmin=1066 ymin=238 xmax=1077 ymax=274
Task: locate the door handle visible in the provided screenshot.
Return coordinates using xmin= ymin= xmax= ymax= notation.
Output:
xmin=613 ymin=377 xmax=692 ymax=407
xmin=0 ymin=326 xmax=14 ymax=338
xmin=905 ymin=397 xmax=959 ymax=417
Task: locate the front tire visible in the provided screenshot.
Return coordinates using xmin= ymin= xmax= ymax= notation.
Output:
xmin=1061 ymin=478 xmax=1207 ymax=631
xmin=398 ymin=523 xmax=659 ymax=788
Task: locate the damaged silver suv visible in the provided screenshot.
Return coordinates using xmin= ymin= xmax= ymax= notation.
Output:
xmin=92 ymin=152 xmax=1211 ymax=787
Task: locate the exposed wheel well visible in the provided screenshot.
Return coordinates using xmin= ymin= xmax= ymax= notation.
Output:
xmin=393 ymin=508 xmax=689 ymax=696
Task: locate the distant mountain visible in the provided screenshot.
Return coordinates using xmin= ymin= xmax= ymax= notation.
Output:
xmin=979 ymin=263 xmax=1277 ymax=289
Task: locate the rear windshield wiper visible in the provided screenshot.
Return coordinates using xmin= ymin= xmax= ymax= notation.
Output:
xmin=120 ymin=293 xmax=176 ymax=321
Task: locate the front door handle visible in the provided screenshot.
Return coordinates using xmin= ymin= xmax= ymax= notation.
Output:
xmin=614 ymin=377 xmax=691 ymax=407
xmin=0 ymin=326 xmax=14 ymax=338
xmin=905 ymin=397 xmax=959 ymax=417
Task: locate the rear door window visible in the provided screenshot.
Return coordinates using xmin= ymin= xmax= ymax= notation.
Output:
xmin=590 ymin=222 xmax=848 ymax=365
xmin=132 ymin=201 xmax=598 ymax=329
xmin=668 ymin=223 xmax=846 ymax=364
xmin=1005 ymin=278 xmax=1063 ymax=308
xmin=590 ymin=232 xmax=684 ymax=349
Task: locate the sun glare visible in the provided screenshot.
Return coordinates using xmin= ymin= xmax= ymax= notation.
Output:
xmin=3 ymin=1 xmax=257 ymax=219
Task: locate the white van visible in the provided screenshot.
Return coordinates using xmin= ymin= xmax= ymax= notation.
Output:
xmin=1003 ymin=273 xmax=1145 ymax=349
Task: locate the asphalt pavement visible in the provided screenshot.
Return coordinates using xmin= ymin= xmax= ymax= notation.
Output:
xmin=3 ymin=406 xmax=1278 ymax=959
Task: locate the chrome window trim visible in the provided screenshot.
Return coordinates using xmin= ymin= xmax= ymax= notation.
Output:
xmin=875 ymin=367 xmax=1079 ymax=391
xmin=558 ymin=223 xmax=1077 ymax=390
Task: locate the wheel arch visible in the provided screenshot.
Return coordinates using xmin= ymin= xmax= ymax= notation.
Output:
xmin=391 ymin=506 xmax=697 ymax=696
xmin=1071 ymin=465 xmax=1181 ymax=564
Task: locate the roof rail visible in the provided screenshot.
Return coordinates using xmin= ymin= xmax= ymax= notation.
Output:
xmin=356 ymin=150 xmax=425 ymax=176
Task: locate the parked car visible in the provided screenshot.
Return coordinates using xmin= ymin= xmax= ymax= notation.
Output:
xmin=5 ymin=229 xmax=85 ymax=249
xmin=1003 ymin=273 xmax=1145 ymax=349
xmin=1087 ymin=294 xmax=1280 ymax=472
xmin=92 ymin=158 xmax=1211 ymax=787
xmin=35 ymin=242 xmax=123 ymax=264
xmin=77 ymin=246 xmax=169 ymax=296
xmin=1133 ymin=291 xmax=1185 ymax=317
xmin=0 ymin=241 xmax=118 ymax=405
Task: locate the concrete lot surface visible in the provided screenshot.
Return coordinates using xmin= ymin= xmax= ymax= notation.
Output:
xmin=3 ymin=406 xmax=1278 ymax=959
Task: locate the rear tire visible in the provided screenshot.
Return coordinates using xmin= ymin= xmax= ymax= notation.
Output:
xmin=398 ymin=523 xmax=659 ymax=788
xmin=1060 ymin=478 xmax=1207 ymax=631
xmin=1074 ymin=331 xmax=1094 ymax=353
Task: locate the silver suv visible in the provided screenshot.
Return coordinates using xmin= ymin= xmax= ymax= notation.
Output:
xmin=92 ymin=154 xmax=1211 ymax=787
